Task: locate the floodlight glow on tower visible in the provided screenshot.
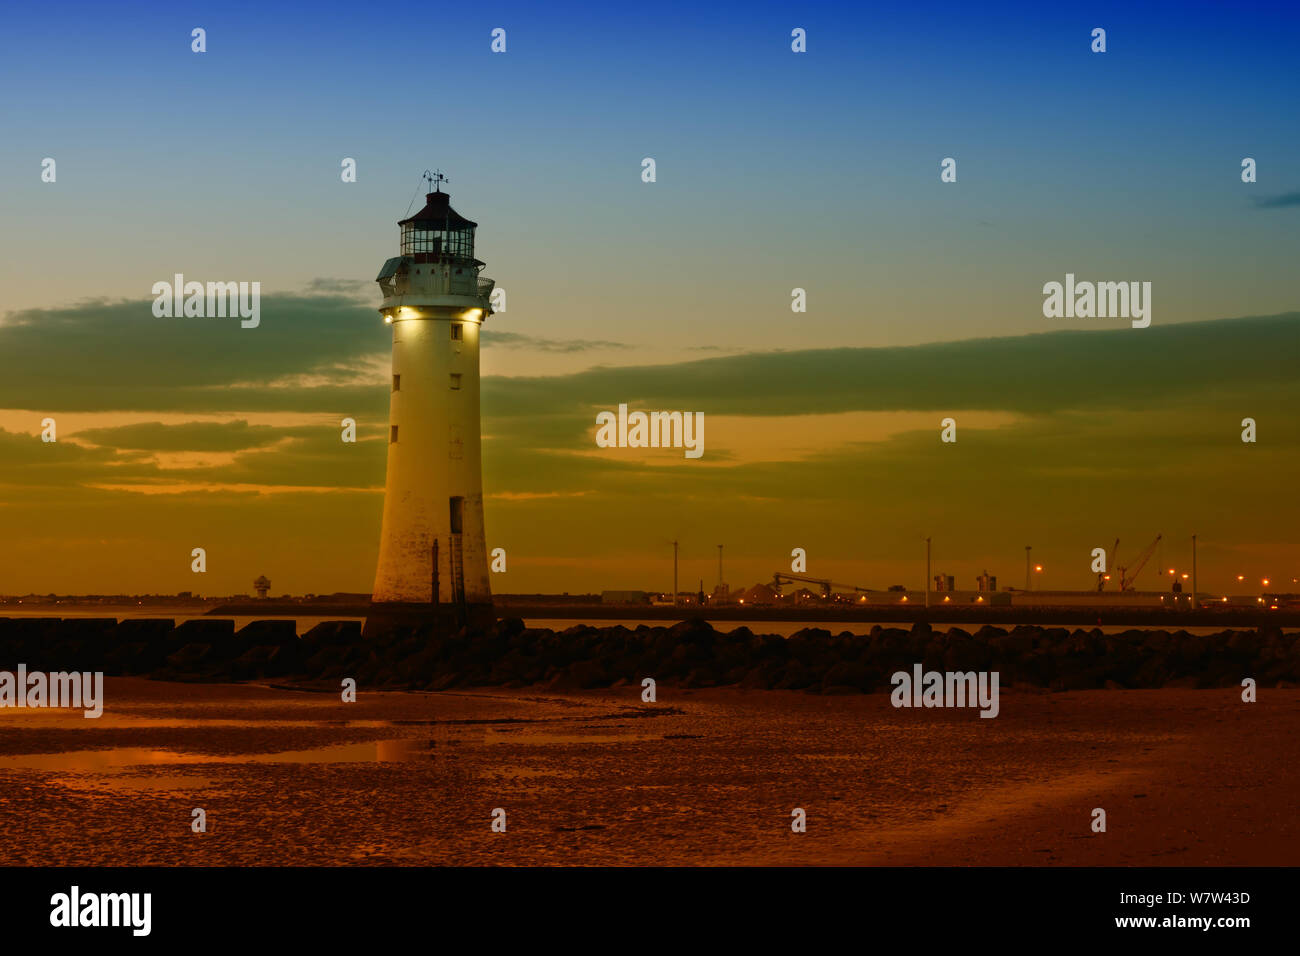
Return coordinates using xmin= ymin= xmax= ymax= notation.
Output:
xmin=369 ymin=171 xmax=496 ymax=630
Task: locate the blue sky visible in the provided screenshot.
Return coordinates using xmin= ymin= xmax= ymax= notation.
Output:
xmin=2 ymin=0 xmax=1296 ymax=370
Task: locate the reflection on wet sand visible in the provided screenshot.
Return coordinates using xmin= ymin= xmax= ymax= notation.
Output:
xmin=0 ymin=678 xmax=1296 ymax=866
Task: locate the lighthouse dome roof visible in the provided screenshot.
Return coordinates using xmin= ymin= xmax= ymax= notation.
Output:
xmin=398 ymin=191 xmax=477 ymax=229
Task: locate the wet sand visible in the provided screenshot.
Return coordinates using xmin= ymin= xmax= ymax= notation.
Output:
xmin=0 ymin=679 xmax=1295 ymax=866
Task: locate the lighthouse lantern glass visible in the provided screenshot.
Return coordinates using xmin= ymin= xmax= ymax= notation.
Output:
xmin=401 ymin=221 xmax=474 ymax=260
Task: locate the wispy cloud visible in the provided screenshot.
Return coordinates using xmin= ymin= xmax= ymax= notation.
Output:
xmin=482 ymin=331 xmax=631 ymax=353
xmin=303 ymin=278 xmax=373 ymax=298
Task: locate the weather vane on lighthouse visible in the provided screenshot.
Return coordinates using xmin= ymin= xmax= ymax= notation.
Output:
xmin=366 ymin=171 xmax=497 ymax=635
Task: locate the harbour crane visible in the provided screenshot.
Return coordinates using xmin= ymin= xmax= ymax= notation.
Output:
xmin=771 ymin=572 xmax=872 ymax=599
xmin=1117 ymin=534 xmax=1162 ymax=591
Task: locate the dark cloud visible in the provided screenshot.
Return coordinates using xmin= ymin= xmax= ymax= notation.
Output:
xmin=483 ymin=313 xmax=1300 ymax=421
xmin=2 ymin=293 xmax=1296 ymax=442
xmin=0 ymin=293 xmax=388 ymax=413
xmin=1251 ymin=191 xmax=1300 ymax=209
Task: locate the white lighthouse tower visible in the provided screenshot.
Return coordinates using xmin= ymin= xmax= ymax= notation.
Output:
xmin=368 ymin=172 xmax=496 ymax=631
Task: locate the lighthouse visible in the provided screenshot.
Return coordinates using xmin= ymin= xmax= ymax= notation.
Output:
xmin=368 ymin=172 xmax=496 ymax=631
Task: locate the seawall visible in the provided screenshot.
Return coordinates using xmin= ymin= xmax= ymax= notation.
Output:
xmin=0 ymin=616 xmax=1295 ymax=693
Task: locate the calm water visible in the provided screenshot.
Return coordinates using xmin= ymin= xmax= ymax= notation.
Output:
xmin=0 ymin=606 xmax=364 ymax=635
xmin=525 ymin=618 xmax=1255 ymax=637
xmin=0 ymin=606 xmax=1265 ymax=638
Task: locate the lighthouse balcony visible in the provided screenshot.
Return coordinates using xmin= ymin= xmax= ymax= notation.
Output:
xmin=376 ymin=255 xmax=494 ymax=300
xmin=378 ymin=275 xmax=495 ymax=315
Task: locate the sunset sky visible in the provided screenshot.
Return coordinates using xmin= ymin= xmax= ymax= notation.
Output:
xmin=1 ymin=1 xmax=1297 ymax=596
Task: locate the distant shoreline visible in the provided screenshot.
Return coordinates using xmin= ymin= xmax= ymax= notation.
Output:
xmin=5 ymin=599 xmax=1299 ymax=630
xmin=191 ymin=601 xmax=1300 ymax=629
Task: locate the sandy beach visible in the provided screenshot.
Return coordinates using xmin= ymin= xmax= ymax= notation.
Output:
xmin=0 ymin=679 xmax=1295 ymax=866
